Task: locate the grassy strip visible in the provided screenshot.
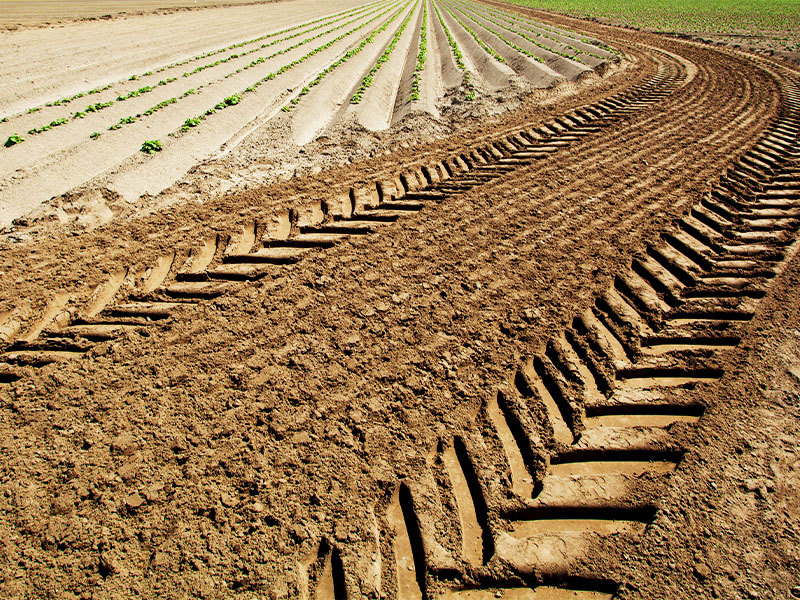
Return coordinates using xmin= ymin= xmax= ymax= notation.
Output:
xmin=180 ymin=0 xmax=407 ymax=130
xmin=503 ymin=0 xmax=800 ymax=36
xmin=351 ymin=1 xmax=418 ymax=104
xmin=440 ymin=2 xmax=507 ymax=64
xmin=432 ymin=1 xmax=475 ymax=100
xmin=459 ymin=0 xmax=605 ymax=59
xmin=0 ymin=1 xmax=389 ymax=126
xmin=409 ymin=0 xmax=428 ymax=101
xmin=285 ymin=0 xmax=413 ymax=111
xmin=445 ymin=0 xmax=547 ymax=63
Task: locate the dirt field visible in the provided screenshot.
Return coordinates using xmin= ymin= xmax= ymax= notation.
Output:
xmin=1 ymin=1 xmax=799 ymax=599
xmin=0 ymin=0 xmax=288 ymax=29
xmin=0 ymin=0 xmax=618 ymax=232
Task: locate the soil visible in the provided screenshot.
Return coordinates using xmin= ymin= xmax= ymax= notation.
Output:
xmin=1 ymin=2 xmax=799 ymax=600
xmin=0 ymin=0 xmax=288 ymax=30
xmin=0 ymin=0 xmax=616 ymax=232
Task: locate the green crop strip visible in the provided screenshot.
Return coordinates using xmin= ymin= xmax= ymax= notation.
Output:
xmin=462 ymin=0 xmax=619 ymax=56
xmin=432 ymin=1 xmax=475 ymax=100
xmin=215 ymin=1 xmax=402 ymax=86
xmin=4 ymin=2 xmax=398 ymax=146
xmin=112 ymin=96 xmax=180 ymax=130
xmin=27 ymin=117 xmax=69 ymax=135
xmin=351 ymin=1 xmax=418 ymax=104
xmin=450 ymin=0 xmax=590 ymax=63
xmin=286 ymin=0 xmax=413 ymax=110
xmin=458 ymin=0 xmax=604 ymax=60
xmin=445 ymin=0 xmax=548 ymax=63
xmin=470 ymin=0 xmax=593 ymax=44
xmin=440 ymin=2 xmax=507 ymax=64
xmin=177 ymin=0 xmax=407 ymax=132
xmin=409 ymin=0 xmax=428 ymax=101
xmin=180 ymin=1 xmax=384 ymax=79
xmin=0 ymin=1 xmax=391 ymax=131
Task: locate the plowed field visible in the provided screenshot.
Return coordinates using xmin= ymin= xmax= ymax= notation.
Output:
xmin=0 ymin=1 xmax=799 ymax=600
xmin=0 ymin=0 xmax=618 ymax=230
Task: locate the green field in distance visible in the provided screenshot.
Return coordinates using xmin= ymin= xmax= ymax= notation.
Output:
xmin=502 ymin=0 xmax=800 ymax=34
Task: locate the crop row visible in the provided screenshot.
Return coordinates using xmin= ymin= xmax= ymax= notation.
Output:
xmin=480 ymin=0 xmax=593 ymax=45
xmin=409 ymin=0 xmax=428 ymax=102
xmin=11 ymin=2 xmax=390 ymax=141
xmin=24 ymin=79 xmax=180 ymax=137
xmin=432 ymin=1 xmax=475 ymax=100
xmin=440 ymin=2 xmax=507 ymax=65
xmin=464 ymin=0 xmax=610 ymax=57
xmin=116 ymin=4 xmax=397 ymax=133
xmin=178 ymin=0 xmax=406 ymax=132
xmin=0 ymin=1 xmax=390 ymax=123
xmin=444 ymin=0 xmax=548 ymax=64
xmin=108 ymin=89 xmax=199 ymax=131
xmin=285 ymin=0 xmax=413 ymax=110
xmin=212 ymin=1 xmax=401 ymax=88
xmin=460 ymin=0 xmax=602 ymax=60
xmin=12 ymin=2 xmax=397 ymax=143
xmin=180 ymin=1 xmax=383 ymax=79
xmin=450 ymin=0 xmax=579 ymax=63
xmin=43 ymin=85 xmax=115 ymax=108
xmin=351 ymin=1 xmax=419 ymax=104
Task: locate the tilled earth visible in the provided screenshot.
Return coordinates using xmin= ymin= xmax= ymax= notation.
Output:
xmin=1 ymin=6 xmax=799 ymax=600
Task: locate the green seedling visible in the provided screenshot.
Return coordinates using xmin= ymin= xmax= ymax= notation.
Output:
xmin=4 ymin=134 xmax=23 ymax=147
xmin=410 ymin=0 xmax=428 ymax=101
xmin=141 ymin=139 xmax=162 ymax=154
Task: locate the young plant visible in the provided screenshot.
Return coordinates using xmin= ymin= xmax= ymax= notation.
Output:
xmin=4 ymin=134 xmax=23 ymax=147
xmin=141 ymin=139 xmax=162 ymax=154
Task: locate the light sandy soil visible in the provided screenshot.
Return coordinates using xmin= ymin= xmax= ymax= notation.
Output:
xmin=0 ymin=0 xmax=285 ymax=28
xmin=0 ymin=0 xmax=618 ymax=232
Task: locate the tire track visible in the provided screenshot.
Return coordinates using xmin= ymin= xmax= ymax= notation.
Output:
xmin=0 ymin=44 xmax=685 ymax=373
xmin=359 ymin=74 xmax=800 ymax=600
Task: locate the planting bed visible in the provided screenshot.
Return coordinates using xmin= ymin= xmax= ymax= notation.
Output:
xmin=0 ymin=0 xmax=618 ymax=230
xmin=1 ymin=1 xmax=800 ymax=600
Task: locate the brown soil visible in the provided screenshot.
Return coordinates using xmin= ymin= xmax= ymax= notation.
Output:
xmin=1 ymin=3 xmax=799 ymax=600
